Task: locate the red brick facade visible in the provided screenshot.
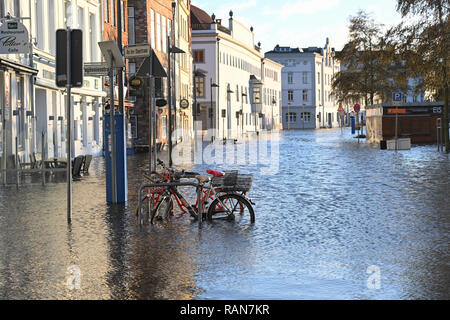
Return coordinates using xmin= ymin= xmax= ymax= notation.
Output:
xmin=126 ymin=0 xmax=176 ymax=148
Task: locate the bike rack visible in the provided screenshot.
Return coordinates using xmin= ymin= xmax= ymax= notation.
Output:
xmin=138 ymin=181 xmax=203 ymax=229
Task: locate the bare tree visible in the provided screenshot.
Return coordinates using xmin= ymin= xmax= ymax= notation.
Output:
xmin=394 ymin=0 xmax=449 ymax=152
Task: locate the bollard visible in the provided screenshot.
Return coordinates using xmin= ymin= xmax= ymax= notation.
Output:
xmin=15 ymin=137 xmax=19 ymax=189
xmin=197 ymin=185 xmax=202 ymax=229
xmin=41 ymin=132 xmax=46 ymax=186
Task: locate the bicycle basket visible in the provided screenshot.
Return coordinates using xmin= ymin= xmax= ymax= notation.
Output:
xmin=212 ymin=171 xmax=253 ymax=192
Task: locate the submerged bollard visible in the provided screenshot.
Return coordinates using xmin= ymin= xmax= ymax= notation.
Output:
xmin=41 ymin=132 xmax=46 ymax=186
xmin=15 ymin=137 xmax=19 ymax=189
xmin=197 ymin=185 xmax=202 ymax=229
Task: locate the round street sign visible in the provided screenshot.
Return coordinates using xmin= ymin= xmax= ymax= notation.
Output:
xmin=354 ymin=104 xmax=361 ymax=113
xmin=180 ymin=99 xmax=189 ymax=109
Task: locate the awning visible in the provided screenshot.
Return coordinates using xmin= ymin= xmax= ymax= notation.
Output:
xmin=0 ymin=57 xmax=38 ymax=75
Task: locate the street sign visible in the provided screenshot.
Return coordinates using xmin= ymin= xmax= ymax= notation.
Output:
xmin=393 ymin=92 xmax=402 ymax=102
xmin=84 ymin=62 xmax=109 ymax=76
xmin=0 ymin=20 xmax=30 ymax=54
xmin=136 ymin=50 xmax=167 ymax=78
xmin=124 ymin=44 xmax=151 ymax=59
xmin=56 ymin=29 xmax=83 ymax=88
xmin=354 ymin=104 xmax=361 ymax=113
xmin=98 ymin=40 xmax=125 ymax=68
xmin=338 ymin=106 xmax=345 ymax=115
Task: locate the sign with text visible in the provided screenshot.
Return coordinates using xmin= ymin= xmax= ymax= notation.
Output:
xmin=0 ymin=20 xmax=30 ymax=54
xmin=124 ymin=44 xmax=151 ymax=59
xmin=84 ymin=62 xmax=109 ymax=76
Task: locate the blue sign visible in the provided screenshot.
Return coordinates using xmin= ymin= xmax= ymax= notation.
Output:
xmin=393 ymin=92 xmax=402 ymax=102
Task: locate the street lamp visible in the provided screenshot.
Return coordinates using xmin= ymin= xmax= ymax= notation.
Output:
xmin=226 ymin=87 xmax=234 ymax=141
xmin=210 ymin=79 xmax=219 ymax=141
xmin=271 ymin=98 xmax=276 ymax=131
xmin=167 ymin=3 xmax=185 ymax=167
xmin=287 ymin=102 xmax=291 ymax=130
xmin=241 ymin=92 xmax=247 ymax=137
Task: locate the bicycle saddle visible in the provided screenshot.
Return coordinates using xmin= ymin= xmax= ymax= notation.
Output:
xmin=206 ymin=170 xmax=225 ymax=177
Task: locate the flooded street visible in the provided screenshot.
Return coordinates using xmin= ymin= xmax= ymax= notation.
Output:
xmin=0 ymin=129 xmax=449 ymax=299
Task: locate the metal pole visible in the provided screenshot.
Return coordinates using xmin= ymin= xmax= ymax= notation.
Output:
xmin=168 ymin=35 xmax=173 ymax=167
xmin=15 ymin=137 xmax=19 ymax=189
xmin=153 ymin=78 xmax=157 ymax=172
xmin=66 ymin=28 xmax=73 ymax=222
xmin=197 ymin=185 xmax=202 ymax=229
xmin=395 ymin=110 xmax=399 ymax=151
xmin=116 ymin=0 xmax=124 ymax=115
xmin=41 ymin=132 xmax=45 ymax=186
xmin=109 ymin=51 xmax=117 ymax=204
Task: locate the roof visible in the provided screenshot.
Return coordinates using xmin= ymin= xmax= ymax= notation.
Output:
xmin=191 ymin=5 xmax=213 ymax=25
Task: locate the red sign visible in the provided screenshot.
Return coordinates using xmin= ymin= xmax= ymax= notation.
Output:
xmin=387 ymin=108 xmax=407 ymax=114
xmin=354 ymin=104 xmax=361 ymax=113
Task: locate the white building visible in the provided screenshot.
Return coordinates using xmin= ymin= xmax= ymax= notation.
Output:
xmin=265 ymin=38 xmax=341 ymax=130
xmin=1 ymin=0 xmax=106 ymax=174
xmin=191 ymin=7 xmax=282 ymax=140
xmin=1 ymin=1 xmax=38 ymax=170
xmin=174 ymin=0 xmax=193 ymax=142
xmin=33 ymin=0 xmax=105 ymax=159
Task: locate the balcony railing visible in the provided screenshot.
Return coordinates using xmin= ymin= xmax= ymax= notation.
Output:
xmin=192 ymin=23 xmax=232 ymax=35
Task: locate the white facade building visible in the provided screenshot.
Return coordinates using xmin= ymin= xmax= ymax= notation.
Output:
xmin=191 ymin=7 xmax=282 ymax=140
xmin=265 ymin=38 xmax=341 ymax=130
xmin=33 ymin=0 xmax=105 ymax=159
xmin=1 ymin=0 xmax=105 ymax=173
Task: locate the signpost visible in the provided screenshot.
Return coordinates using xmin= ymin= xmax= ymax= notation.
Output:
xmin=136 ymin=46 xmax=167 ymax=172
xmin=56 ymin=28 xmax=83 ymax=223
xmin=353 ymin=104 xmax=361 ymax=143
xmin=392 ymin=92 xmax=403 ymax=151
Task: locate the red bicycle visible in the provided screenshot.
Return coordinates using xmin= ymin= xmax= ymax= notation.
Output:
xmin=136 ymin=159 xmax=255 ymax=225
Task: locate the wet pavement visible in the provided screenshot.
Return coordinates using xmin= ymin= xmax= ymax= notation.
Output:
xmin=0 ymin=129 xmax=449 ymax=299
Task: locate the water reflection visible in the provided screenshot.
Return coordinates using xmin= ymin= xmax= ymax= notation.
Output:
xmin=0 ymin=129 xmax=448 ymax=299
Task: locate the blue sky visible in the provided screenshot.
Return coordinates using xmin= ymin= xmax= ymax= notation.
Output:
xmin=192 ymin=0 xmax=404 ymax=52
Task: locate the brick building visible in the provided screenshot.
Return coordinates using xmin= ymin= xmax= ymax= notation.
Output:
xmin=127 ymin=0 xmax=176 ymax=150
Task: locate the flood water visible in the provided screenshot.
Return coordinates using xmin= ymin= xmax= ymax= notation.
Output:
xmin=0 ymin=129 xmax=449 ymax=300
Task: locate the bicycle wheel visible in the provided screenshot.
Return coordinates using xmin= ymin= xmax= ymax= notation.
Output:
xmin=207 ymin=193 xmax=255 ymax=225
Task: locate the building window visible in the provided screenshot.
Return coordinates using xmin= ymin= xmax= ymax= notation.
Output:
xmin=236 ymin=85 xmax=239 ymax=102
xmin=286 ymin=112 xmax=297 ymax=123
xmin=301 ymin=112 xmax=311 ymax=122
xmin=128 ymin=7 xmax=135 ymax=44
xmin=302 ymin=90 xmax=308 ymax=102
xmin=302 ymin=72 xmax=308 ymax=84
xmin=150 ymin=9 xmax=155 ymax=48
xmin=253 ymin=87 xmax=261 ymax=104
xmin=288 ymin=72 xmax=293 ymax=84
xmin=156 ymin=13 xmax=161 ymax=51
xmin=288 ymin=90 xmax=294 ymax=102
xmin=110 ymin=0 xmax=115 ymax=26
xmin=318 ymin=72 xmax=320 ymax=84
xmin=89 ymin=13 xmax=96 ymax=62
xmin=195 ymin=76 xmax=205 ymax=98
xmin=162 ymin=16 xmax=167 ymax=53
xmin=121 ymin=1 xmax=125 ymax=32
xmin=193 ymin=50 xmax=205 ymax=63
